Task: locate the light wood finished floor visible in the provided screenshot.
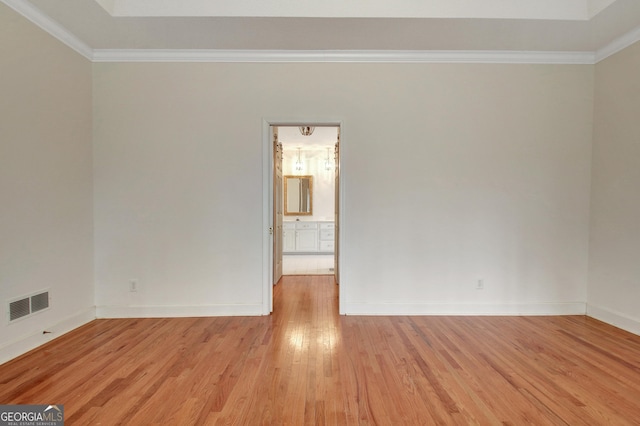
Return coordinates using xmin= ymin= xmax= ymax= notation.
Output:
xmin=2 ymin=276 xmax=640 ymax=425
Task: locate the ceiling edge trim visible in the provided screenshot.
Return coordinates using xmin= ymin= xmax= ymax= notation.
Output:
xmin=595 ymin=24 xmax=640 ymax=63
xmin=1 ymin=0 xmax=93 ymax=60
xmin=92 ymin=49 xmax=595 ymax=64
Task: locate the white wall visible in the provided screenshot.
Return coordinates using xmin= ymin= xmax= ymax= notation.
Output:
xmin=588 ymin=41 xmax=640 ymax=334
xmin=282 ymin=147 xmax=335 ymax=221
xmin=0 ymin=4 xmax=94 ymax=364
xmin=93 ymin=62 xmax=593 ymax=316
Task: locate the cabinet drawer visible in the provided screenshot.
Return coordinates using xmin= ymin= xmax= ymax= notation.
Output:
xmin=296 ymin=222 xmax=317 ymax=230
xmin=320 ymin=230 xmax=334 ymax=241
xmin=319 ymin=241 xmax=335 ymax=252
xmin=320 ymin=223 xmax=335 ymax=230
xmin=283 ymin=222 xmax=296 ymax=230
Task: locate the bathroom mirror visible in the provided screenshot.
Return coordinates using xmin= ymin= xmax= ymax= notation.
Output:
xmin=284 ymin=175 xmax=313 ymax=215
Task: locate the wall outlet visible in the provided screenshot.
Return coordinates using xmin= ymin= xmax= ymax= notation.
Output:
xmin=129 ymin=279 xmax=138 ymax=292
xmin=476 ymin=279 xmax=484 ymax=290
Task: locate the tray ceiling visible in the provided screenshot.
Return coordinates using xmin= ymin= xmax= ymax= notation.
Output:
xmin=94 ymin=0 xmax=616 ymax=20
xmin=2 ymin=0 xmax=640 ymax=61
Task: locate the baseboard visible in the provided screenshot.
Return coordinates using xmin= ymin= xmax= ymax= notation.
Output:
xmin=96 ymin=304 xmax=264 ymax=318
xmin=0 ymin=307 xmax=96 ymax=366
xmin=343 ymin=302 xmax=587 ymax=316
xmin=587 ymin=304 xmax=640 ymax=336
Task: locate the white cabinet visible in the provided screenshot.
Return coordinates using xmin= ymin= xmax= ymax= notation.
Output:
xmin=319 ymin=223 xmax=335 ymax=252
xmin=283 ymin=222 xmax=317 ymax=252
xmin=283 ymin=223 xmax=296 ymax=252
xmin=283 ymin=221 xmax=334 ymax=253
xmin=297 ymin=229 xmax=318 ymax=251
xmin=293 ymin=222 xmax=318 ymax=252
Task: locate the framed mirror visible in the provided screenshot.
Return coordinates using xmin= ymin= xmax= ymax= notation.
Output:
xmin=284 ymin=175 xmax=313 ymax=215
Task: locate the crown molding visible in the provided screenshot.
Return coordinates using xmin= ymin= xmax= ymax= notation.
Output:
xmin=1 ymin=0 xmax=93 ymax=60
xmin=595 ymin=24 xmax=640 ymax=63
xmin=92 ymin=49 xmax=595 ymax=64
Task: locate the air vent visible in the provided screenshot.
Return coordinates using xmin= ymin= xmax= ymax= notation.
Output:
xmin=31 ymin=292 xmax=50 ymax=312
xmin=8 ymin=291 xmax=50 ymax=323
xmin=9 ymin=298 xmax=30 ymax=321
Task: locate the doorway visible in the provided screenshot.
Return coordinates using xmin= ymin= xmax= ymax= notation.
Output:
xmin=263 ymin=121 xmax=341 ymax=314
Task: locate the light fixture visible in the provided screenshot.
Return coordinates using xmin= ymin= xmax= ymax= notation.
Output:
xmin=295 ymin=147 xmax=303 ymax=172
xmin=324 ymin=147 xmax=332 ymax=171
xmin=299 ymin=126 xmax=315 ymax=136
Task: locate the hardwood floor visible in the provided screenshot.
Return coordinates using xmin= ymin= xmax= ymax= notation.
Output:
xmin=2 ymin=276 xmax=640 ymax=424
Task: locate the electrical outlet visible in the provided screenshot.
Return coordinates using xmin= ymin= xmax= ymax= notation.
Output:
xmin=129 ymin=279 xmax=138 ymax=292
xmin=476 ymin=279 xmax=484 ymax=290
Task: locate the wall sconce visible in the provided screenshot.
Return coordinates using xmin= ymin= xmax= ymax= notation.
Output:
xmin=295 ymin=147 xmax=304 ymax=173
xmin=324 ymin=147 xmax=332 ymax=171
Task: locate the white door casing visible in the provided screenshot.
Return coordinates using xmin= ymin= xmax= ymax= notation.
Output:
xmin=262 ymin=119 xmax=344 ymax=314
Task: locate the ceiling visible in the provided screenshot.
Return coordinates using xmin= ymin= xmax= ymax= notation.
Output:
xmin=3 ymin=0 xmax=640 ymax=61
xmin=93 ymin=0 xmax=617 ymax=20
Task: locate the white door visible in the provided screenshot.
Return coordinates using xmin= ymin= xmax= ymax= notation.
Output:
xmin=334 ymin=132 xmax=340 ymax=284
xmin=273 ymin=128 xmax=283 ymax=285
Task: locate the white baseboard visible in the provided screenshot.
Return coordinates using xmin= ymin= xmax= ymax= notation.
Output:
xmin=96 ymin=304 xmax=264 ymax=318
xmin=587 ymin=304 xmax=640 ymax=336
xmin=0 ymin=307 xmax=96 ymax=366
xmin=343 ymin=302 xmax=587 ymax=316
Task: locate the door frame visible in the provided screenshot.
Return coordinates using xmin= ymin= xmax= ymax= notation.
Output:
xmin=262 ymin=118 xmax=345 ymax=315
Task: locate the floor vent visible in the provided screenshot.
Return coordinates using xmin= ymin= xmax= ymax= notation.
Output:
xmin=8 ymin=291 xmax=50 ymax=323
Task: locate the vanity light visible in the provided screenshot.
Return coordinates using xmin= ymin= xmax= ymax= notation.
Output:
xmin=295 ymin=147 xmax=304 ymax=172
xmin=324 ymin=147 xmax=332 ymax=171
xmin=299 ymin=126 xmax=315 ymax=136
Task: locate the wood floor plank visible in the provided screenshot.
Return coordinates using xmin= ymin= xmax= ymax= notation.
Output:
xmin=2 ymin=275 xmax=640 ymax=424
